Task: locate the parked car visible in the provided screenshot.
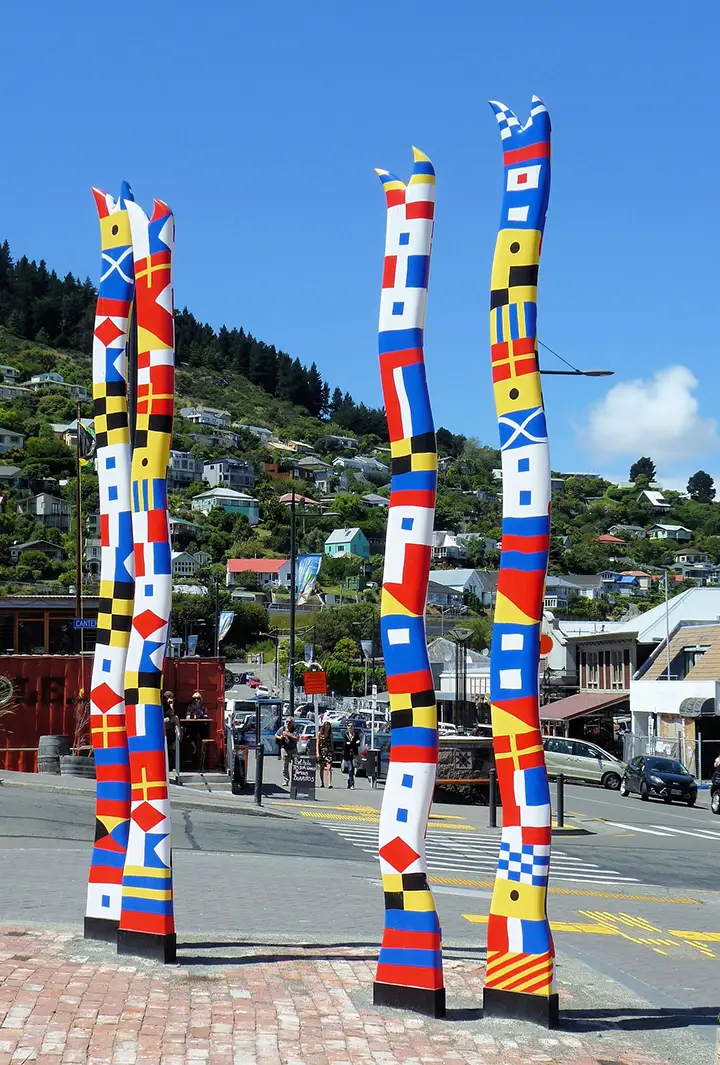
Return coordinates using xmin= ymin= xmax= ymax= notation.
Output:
xmin=296 ymin=721 xmax=317 ymax=755
xmin=621 ymin=755 xmax=698 ymax=805
xmin=543 ymin=736 xmax=626 ymax=790
xmin=711 ymin=766 xmax=720 ymax=815
xmin=255 ymin=685 xmax=271 ymax=698
xmin=358 ymin=731 xmax=391 ymax=776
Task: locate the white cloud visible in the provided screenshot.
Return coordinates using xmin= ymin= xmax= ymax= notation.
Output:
xmin=580 ymin=365 xmax=720 ymax=461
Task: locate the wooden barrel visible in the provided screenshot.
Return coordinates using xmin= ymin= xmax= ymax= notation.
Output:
xmin=37 ymin=735 xmax=70 ymax=775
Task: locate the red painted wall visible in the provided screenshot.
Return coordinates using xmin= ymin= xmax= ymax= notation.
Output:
xmin=0 ymin=656 xmax=225 ymax=772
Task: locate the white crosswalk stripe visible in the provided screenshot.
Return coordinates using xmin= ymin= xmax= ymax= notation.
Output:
xmin=606 ymin=820 xmax=720 ymax=841
xmin=314 ymin=822 xmax=639 ymax=885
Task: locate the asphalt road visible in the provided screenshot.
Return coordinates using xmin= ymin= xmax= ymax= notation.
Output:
xmin=1 ymin=778 xmax=718 ymax=1061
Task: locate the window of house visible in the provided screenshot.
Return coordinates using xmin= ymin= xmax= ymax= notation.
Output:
xmin=586 ymin=651 xmax=600 ymax=689
xmin=683 ymin=646 xmax=708 ymax=674
xmin=610 ymin=649 xmax=624 ymax=690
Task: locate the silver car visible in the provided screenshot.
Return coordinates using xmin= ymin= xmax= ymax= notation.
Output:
xmin=296 ymin=721 xmax=317 ymax=755
xmin=543 ymin=736 xmax=625 ymax=790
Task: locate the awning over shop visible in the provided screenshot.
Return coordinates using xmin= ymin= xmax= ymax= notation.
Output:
xmin=540 ymin=691 xmax=627 ymax=722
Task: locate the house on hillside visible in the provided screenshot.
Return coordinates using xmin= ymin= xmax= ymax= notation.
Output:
xmin=0 ymin=384 xmax=31 ymax=401
xmin=671 ymin=551 xmax=719 ymax=585
xmin=609 ymin=524 xmax=646 ymax=539
xmin=332 ymin=455 xmax=389 ymax=476
xmin=0 ymin=365 xmax=21 ymax=384
xmin=0 ymin=427 xmax=24 ymax=453
xmin=597 ymin=533 xmax=625 ymax=546
xmin=180 ymin=405 xmax=231 ymax=428
xmin=9 ymin=539 xmax=65 ymax=564
xmin=226 ymin=558 xmax=290 ymax=588
xmin=171 ymin=551 xmax=199 ymax=577
xmin=28 ymin=373 xmax=89 ymax=401
xmin=0 ymin=465 xmax=21 ymax=487
xmin=649 ymin=524 xmax=692 ymax=543
xmin=426 ymin=581 xmax=465 ymax=610
xmin=190 ymin=487 xmax=259 ymax=524
xmin=50 ymin=419 xmax=94 ymax=449
xmin=637 ymin=490 xmax=670 ymax=510
xmin=431 ymin=531 xmax=467 ymax=563
xmin=428 ymin=568 xmax=496 ymax=606
xmin=168 ymin=515 xmax=202 ymax=543
xmin=324 ymin=528 xmax=370 ymax=559
xmin=621 ymin=570 xmax=652 ymax=591
xmin=325 ymin=434 xmax=359 ymax=451
xmin=203 ymin=457 xmax=255 ymax=491
xmin=167 ymin=451 xmax=204 ymax=490
xmin=362 ymin=493 xmax=389 ymax=508
xmin=235 ymin=424 xmax=273 ymax=443
xmin=16 ymin=493 xmax=71 ymax=534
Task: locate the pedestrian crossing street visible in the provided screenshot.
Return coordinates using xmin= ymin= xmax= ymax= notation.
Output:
xmin=605 ymin=820 xmax=720 ymax=842
xmin=314 ymin=820 xmax=640 ymax=885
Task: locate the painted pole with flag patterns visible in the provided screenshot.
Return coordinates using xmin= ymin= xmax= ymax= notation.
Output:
xmin=483 ymin=96 xmax=558 ymax=1028
xmin=84 ymin=182 xmax=136 ymax=942
xmin=116 ymin=197 xmax=177 ymax=965
xmin=373 ymin=148 xmax=445 ymax=1019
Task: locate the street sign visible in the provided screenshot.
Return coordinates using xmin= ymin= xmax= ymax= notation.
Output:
xmin=304 ymin=670 xmax=327 ymax=695
xmin=73 ymin=619 xmax=97 ymax=630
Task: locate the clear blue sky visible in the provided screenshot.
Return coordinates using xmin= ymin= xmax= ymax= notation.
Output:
xmin=3 ymin=1 xmax=719 ymax=488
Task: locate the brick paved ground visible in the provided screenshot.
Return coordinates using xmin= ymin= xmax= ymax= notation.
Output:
xmin=0 ymin=927 xmax=697 ymax=1065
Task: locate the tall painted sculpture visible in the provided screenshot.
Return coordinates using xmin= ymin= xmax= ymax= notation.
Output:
xmin=373 ymin=149 xmax=445 ymax=1018
xmin=85 ymin=184 xmax=136 ymax=941
xmin=117 ymin=199 xmax=177 ymax=963
xmin=483 ymin=97 xmax=557 ymax=1027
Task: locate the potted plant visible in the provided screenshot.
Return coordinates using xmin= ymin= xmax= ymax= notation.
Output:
xmin=59 ymin=690 xmax=96 ymax=779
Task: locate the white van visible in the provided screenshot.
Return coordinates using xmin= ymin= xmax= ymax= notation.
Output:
xmin=543 ymin=736 xmax=625 ymax=790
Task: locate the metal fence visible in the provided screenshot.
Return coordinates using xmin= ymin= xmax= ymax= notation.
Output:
xmin=621 ymin=731 xmax=720 ymax=781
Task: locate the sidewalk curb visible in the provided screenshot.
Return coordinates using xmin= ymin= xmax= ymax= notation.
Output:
xmin=0 ymin=775 xmax=292 ymax=819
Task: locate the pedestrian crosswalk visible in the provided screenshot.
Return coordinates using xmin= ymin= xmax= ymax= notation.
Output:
xmin=314 ymin=821 xmax=639 ymax=885
xmin=605 ymin=820 xmax=720 ymax=842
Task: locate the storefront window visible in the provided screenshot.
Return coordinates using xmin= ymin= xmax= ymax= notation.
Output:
xmin=49 ymin=619 xmax=74 ymax=655
xmin=17 ymin=619 xmax=45 ymax=654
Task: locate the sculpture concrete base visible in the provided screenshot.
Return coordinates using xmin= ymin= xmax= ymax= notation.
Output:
xmin=483 ymin=986 xmax=559 ymax=1028
xmin=83 ymin=916 xmax=119 ymax=943
xmin=117 ymin=929 xmax=177 ymax=964
xmin=373 ymin=981 xmax=446 ymax=1018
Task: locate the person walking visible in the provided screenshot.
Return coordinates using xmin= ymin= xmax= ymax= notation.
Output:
xmin=163 ymin=691 xmax=180 ymax=773
xmin=343 ymin=721 xmax=361 ymax=790
xmin=275 ymin=717 xmax=299 ymax=786
xmin=316 ymin=720 xmax=334 ymax=788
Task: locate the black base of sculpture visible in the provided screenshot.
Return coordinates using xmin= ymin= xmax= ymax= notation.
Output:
xmin=117 ymin=929 xmax=177 ymax=964
xmin=83 ymin=916 xmax=118 ymax=943
xmin=483 ymin=986 xmax=559 ymax=1028
xmin=373 ymin=981 xmax=446 ymax=1018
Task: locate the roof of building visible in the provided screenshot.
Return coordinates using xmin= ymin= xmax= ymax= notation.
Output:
xmin=640 ymin=490 xmax=670 ymax=506
xmin=575 ymin=588 xmax=720 ymax=645
xmin=325 ymin=527 xmax=365 ymax=545
xmin=540 ymin=691 xmax=628 ymax=722
xmin=427 ymin=637 xmax=488 ymax=665
xmin=621 ymin=570 xmax=650 ymax=577
xmin=428 ymin=569 xmax=481 ymax=587
xmin=616 ymin=575 xmax=638 ymax=584
xmin=0 ymin=426 xmax=24 ymax=436
xmin=598 ymin=534 xmax=625 ymax=544
xmin=363 ymin=493 xmax=389 ymax=505
xmin=171 ymin=551 xmax=196 ymax=561
xmin=192 ymin=487 xmax=257 ymax=500
xmin=0 ymin=465 xmax=21 ymax=476
xmin=637 ymin=622 xmax=720 ymax=681
xmin=279 ymin=493 xmax=318 ymax=505
xmin=168 ymin=516 xmax=201 ymax=528
xmin=227 ymin=558 xmax=288 ymax=573
xmin=203 ymin=456 xmax=250 ymax=466
xmin=651 ymin=523 xmax=692 ymax=533
xmin=10 ymin=539 xmax=64 ymax=552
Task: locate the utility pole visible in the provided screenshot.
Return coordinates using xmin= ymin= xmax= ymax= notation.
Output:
xmin=214 ymin=576 xmax=220 ymax=658
xmin=74 ymin=400 xmax=84 ymax=659
xmin=288 ymin=488 xmax=297 ymax=717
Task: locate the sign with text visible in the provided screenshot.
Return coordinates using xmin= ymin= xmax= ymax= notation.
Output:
xmin=303 ymin=670 xmax=327 ymax=695
xmin=290 ymin=755 xmax=316 ymax=801
xmin=73 ymin=619 xmax=97 ymax=630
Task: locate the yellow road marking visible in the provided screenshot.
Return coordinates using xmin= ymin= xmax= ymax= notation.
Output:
xmin=429 ymin=876 xmax=700 ymax=904
xmin=298 ymin=811 xmax=476 ymax=830
xmin=463 ymin=914 xmax=617 ymax=936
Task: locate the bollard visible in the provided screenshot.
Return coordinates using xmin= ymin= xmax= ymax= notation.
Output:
xmin=488 ymin=767 xmax=497 ymax=829
xmin=254 ymin=744 xmax=264 ymax=807
xmin=556 ymin=773 xmax=565 ymax=829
